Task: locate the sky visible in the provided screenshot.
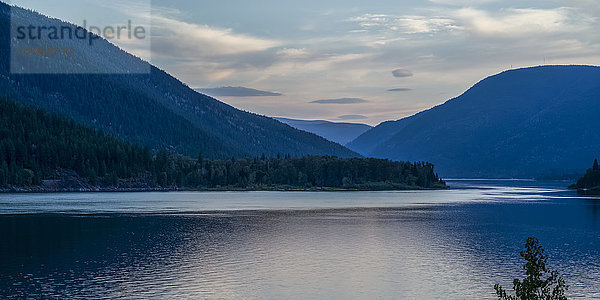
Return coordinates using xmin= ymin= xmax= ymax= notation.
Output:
xmin=10 ymin=0 xmax=600 ymax=125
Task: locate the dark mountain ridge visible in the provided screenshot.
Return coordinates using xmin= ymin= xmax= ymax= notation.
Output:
xmin=349 ymin=65 xmax=600 ymax=178
xmin=0 ymin=2 xmax=358 ymax=159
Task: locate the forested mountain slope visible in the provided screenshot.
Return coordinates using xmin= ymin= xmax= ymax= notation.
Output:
xmin=349 ymin=66 xmax=600 ymax=178
xmin=0 ymin=2 xmax=358 ymax=159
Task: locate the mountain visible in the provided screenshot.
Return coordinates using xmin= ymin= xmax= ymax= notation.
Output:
xmin=0 ymin=2 xmax=358 ymax=159
xmin=348 ymin=65 xmax=600 ymax=178
xmin=0 ymin=97 xmax=444 ymax=191
xmin=275 ymin=118 xmax=372 ymax=145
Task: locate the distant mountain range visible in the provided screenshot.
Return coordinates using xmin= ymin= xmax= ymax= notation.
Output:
xmin=348 ymin=65 xmax=600 ymax=178
xmin=275 ymin=118 xmax=372 ymax=146
xmin=0 ymin=2 xmax=358 ymax=159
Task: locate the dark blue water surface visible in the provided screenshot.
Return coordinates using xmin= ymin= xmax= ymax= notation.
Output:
xmin=1 ymin=180 xmax=599 ymax=299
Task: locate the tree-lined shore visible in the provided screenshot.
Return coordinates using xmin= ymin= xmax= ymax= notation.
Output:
xmin=570 ymin=159 xmax=600 ymax=195
xmin=0 ymin=98 xmax=447 ymax=192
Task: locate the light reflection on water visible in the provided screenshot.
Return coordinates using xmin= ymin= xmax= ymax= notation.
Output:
xmin=1 ymin=180 xmax=600 ymax=299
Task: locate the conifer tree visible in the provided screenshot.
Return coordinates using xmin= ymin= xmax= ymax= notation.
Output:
xmin=495 ymin=237 xmax=568 ymax=300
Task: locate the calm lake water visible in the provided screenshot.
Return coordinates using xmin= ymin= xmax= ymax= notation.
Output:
xmin=1 ymin=180 xmax=599 ymax=299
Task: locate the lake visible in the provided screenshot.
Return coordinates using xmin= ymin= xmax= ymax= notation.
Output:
xmin=1 ymin=180 xmax=599 ymax=299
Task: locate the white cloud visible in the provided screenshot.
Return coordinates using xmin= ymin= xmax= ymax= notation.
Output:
xmin=399 ymin=16 xmax=459 ymax=34
xmin=349 ymin=7 xmax=583 ymax=39
xmin=453 ymin=7 xmax=577 ymax=37
xmin=428 ymin=0 xmax=497 ymax=5
xmin=150 ymin=11 xmax=280 ymax=59
xmin=269 ymin=52 xmax=373 ymax=75
xmin=349 ymin=13 xmax=458 ymax=35
xmin=276 ymin=48 xmax=310 ymax=59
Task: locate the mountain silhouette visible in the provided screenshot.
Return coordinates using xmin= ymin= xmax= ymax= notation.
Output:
xmin=349 ymin=65 xmax=600 ymax=178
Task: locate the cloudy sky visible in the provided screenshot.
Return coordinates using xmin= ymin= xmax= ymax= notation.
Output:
xmin=12 ymin=0 xmax=600 ymax=125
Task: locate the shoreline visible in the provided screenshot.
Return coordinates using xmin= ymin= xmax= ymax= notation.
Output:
xmin=576 ymin=188 xmax=600 ymax=196
xmin=0 ymin=185 xmax=449 ymax=194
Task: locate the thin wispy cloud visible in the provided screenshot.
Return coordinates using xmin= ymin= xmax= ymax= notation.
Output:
xmin=388 ymin=88 xmax=413 ymax=92
xmin=349 ymin=13 xmax=458 ymax=35
xmin=453 ymin=7 xmax=578 ymax=37
xmin=197 ymin=87 xmax=283 ymax=97
xmin=338 ymin=114 xmax=369 ymax=120
xmin=151 ymin=15 xmax=280 ymax=58
xmin=427 ymin=0 xmax=498 ymax=5
xmin=311 ymin=98 xmax=369 ymax=104
xmin=392 ymin=69 xmax=414 ymax=78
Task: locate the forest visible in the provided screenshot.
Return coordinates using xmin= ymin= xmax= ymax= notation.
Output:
xmin=0 ymin=98 xmax=446 ymax=191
